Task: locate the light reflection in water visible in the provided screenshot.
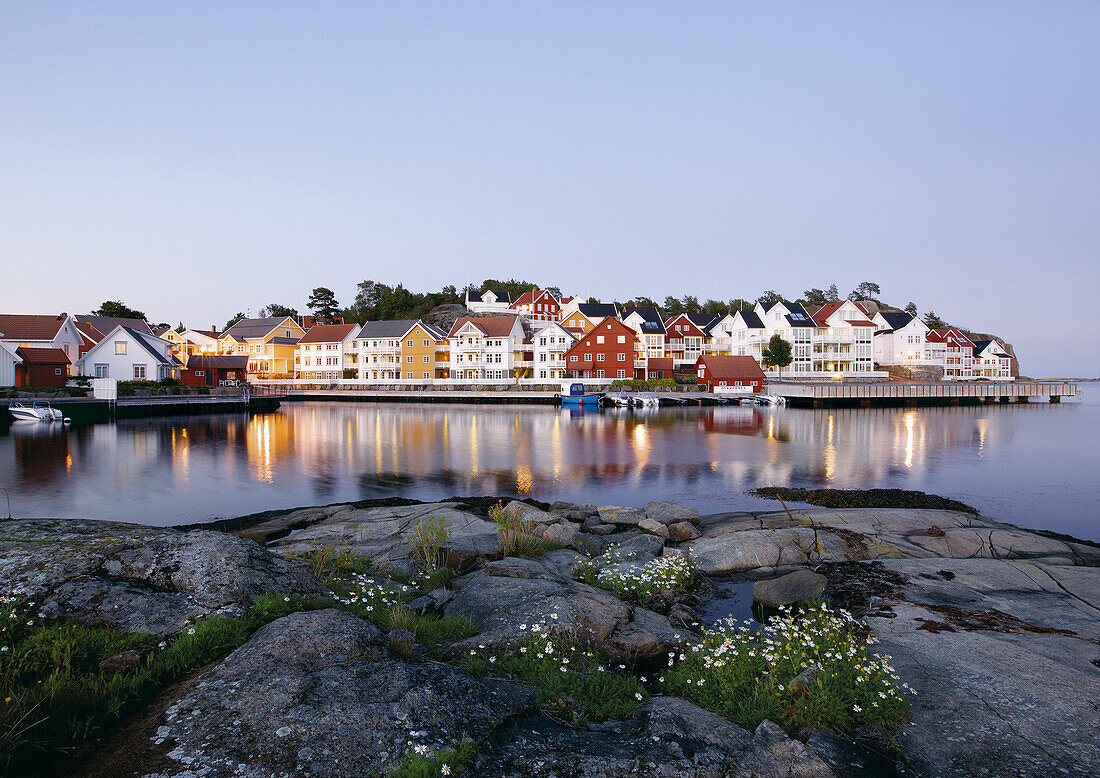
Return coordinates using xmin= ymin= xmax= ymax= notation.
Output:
xmin=0 ymin=397 xmax=1095 ymax=541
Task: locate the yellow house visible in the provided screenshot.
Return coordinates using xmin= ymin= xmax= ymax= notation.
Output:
xmin=218 ymin=316 xmax=305 ymax=378
xmin=399 ymin=322 xmax=450 ymax=381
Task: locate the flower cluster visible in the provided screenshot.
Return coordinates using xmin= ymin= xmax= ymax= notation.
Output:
xmin=584 ymin=554 xmax=696 ymax=603
xmin=660 ymin=602 xmax=910 ymax=733
xmin=329 ymin=573 xmax=412 ymax=611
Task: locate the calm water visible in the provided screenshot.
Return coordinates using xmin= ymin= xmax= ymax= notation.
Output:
xmin=1 ymin=389 xmax=1097 ymax=540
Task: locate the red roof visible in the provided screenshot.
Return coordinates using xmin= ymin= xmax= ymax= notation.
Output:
xmin=663 ymin=314 xmax=705 ymax=339
xmin=449 ymin=316 xmax=520 ymax=337
xmin=15 ymin=347 xmax=71 ymax=365
xmin=298 ymin=324 xmax=359 ymax=344
xmin=926 ymin=328 xmax=974 ymax=347
xmin=646 ymin=357 xmax=674 ymax=370
xmin=845 ymin=320 xmax=876 ymax=328
xmin=0 ymin=314 xmax=68 ymax=341
xmin=75 ymin=321 xmax=104 ymax=344
xmin=695 ymin=355 xmax=766 ymax=382
xmin=512 ymin=288 xmax=557 ymax=308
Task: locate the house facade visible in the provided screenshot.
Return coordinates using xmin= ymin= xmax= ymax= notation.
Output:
xmin=971 ymin=340 xmax=1013 ymax=380
xmin=0 ymin=313 xmax=83 ymax=370
xmin=722 ymin=310 xmax=768 ymax=361
xmin=399 ymin=322 xmax=450 ymax=381
xmin=621 ymin=306 xmax=667 ymax=361
xmin=509 ymin=288 xmax=560 ymax=323
xmin=563 ymin=317 xmax=639 ymax=380
xmin=14 ymin=348 xmax=70 ymax=387
xmin=447 ymin=317 xmax=527 ymax=380
xmin=872 ymin=311 xmax=932 ymax=368
xmin=925 ymin=329 xmax=974 ymax=380
xmin=694 ymin=355 xmax=766 ymax=393
xmin=531 ymin=322 xmax=576 ymax=381
xmin=183 ymin=355 xmax=249 ymax=387
xmin=355 ymin=320 xmax=419 ymax=381
xmin=218 ymin=317 xmax=305 ymax=378
xmin=663 ymin=314 xmax=707 ymax=368
xmin=0 ymin=342 xmax=19 ymax=387
xmin=77 ymin=326 xmax=183 ymax=381
xmin=296 ymin=324 xmax=361 ymax=380
xmin=805 ymin=301 xmax=876 ymax=375
xmin=465 ymin=289 xmax=512 ymax=315
xmin=560 ymin=302 xmax=618 ymax=335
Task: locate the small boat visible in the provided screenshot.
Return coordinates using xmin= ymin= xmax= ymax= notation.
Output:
xmin=634 ymin=392 xmax=660 ymax=407
xmin=8 ymin=401 xmax=64 ymax=422
xmin=608 ymin=391 xmax=632 ymax=408
xmin=559 ymin=381 xmax=602 ymax=407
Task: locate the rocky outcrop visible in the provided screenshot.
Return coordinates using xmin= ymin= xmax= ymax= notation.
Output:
xmin=0 ymin=519 xmax=326 ymax=635
xmin=753 ymin=569 xmax=827 ymax=608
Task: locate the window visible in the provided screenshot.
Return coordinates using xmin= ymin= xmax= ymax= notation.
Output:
xmin=133 ymin=364 xmax=146 ymax=379
xmin=617 ymin=335 xmax=625 ymax=344
xmin=596 ymin=353 xmax=605 ymax=362
xmin=423 ymin=372 xmax=430 ymax=379
xmin=423 ymin=356 xmax=430 ymax=363
xmin=407 ymin=372 xmax=413 ymax=379
xmin=617 ymin=370 xmax=625 ymax=378
xmin=617 ymin=353 xmax=625 ymax=361
xmin=597 ymin=369 xmax=605 ymax=378
xmin=584 ymin=353 xmax=593 ymax=361
xmin=596 ymin=335 xmax=604 ymax=344
xmin=195 ymin=370 xmax=205 ymax=377
xmin=55 ymin=368 xmax=62 ymax=376
xmin=115 ymin=342 xmax=127 ymax=355
xmin=570 ymin=355 xmax=578 ymax=362
xmin=407 ymin=340 xmax=414 ymax=347
xmin=285 ymin=330 xmax=292 ymax=338
xmin=406 ymin=356 xmax=413 ymax=363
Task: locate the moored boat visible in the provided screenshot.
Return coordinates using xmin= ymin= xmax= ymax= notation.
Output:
xmin=559 ymin=381 xmax=602 ymax=407
xmin=8 ymin=401 xmax=64 ymax=422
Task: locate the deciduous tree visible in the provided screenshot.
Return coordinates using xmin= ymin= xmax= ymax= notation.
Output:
xmin=762 ymin=334 xmax=793 ymax=377
xmin=94 ymin=300 xmax=146 ymax=320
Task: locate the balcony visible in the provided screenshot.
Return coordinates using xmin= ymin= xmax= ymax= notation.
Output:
xmin=634 ymin=359 xmax=648 ymax=369
xmin=358 ymin=344 xmax=401 ymax=355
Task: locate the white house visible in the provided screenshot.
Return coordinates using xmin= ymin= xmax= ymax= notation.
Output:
xmin=925 ymin=329 xmax=974 ymax=380
xmin=805 ymin=301 xmax=877 ymax=375
xmin=447 ymin=316 xmax=527 ymax=380
xmin=531 ymin=322 xmax=576 ymax=381
xmin=354 ymin=320 xmax=419 ymax=381
xmin=0 ymin=313 xmax=84 ymax=368
xmin=971 ymin=339 xmax=1013 ymax=380
xmin=723 ymin=309 xmax=768 ymax=361
xmin=0 ymin=341 xmax=20 ymax=387
xmin=872 ymin=311 xmax=932 ymax=368
xmin=77 ymin=325 xmax=183 ymax=381
xmin=296 ymin=323 xmax=361 ymax=380
xmin=465 ymin=288 xmax=513 ymax=315
xmin=753 ymin=300 xmax=817 ymax=375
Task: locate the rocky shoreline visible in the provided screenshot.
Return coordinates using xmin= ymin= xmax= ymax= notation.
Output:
xmin=1 ymin=497 xmax=1098 ymax=777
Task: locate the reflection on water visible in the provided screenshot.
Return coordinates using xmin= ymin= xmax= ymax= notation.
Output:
xmin=1 ymin=392 xmax=1096 ymax=540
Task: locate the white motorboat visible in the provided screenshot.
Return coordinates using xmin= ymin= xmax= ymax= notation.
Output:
xmin=634 ymin=392 xmax=660 ymax=407
xmin=7 ymin=401 xmax=64 ymax=422
xmin=608 ymin=391 xmax=633 ymax=407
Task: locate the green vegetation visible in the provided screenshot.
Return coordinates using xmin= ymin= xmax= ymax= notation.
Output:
xmin=576 ymin=555 xmax=697 ymax=605
xmin=762 ymin=334 xmax=793 ymax=376
xmin=307 ymin=286 xmax=341 ymax=323
xmin=298 ymin=541 xmax=372 ymax=581
xmin=93 ymin=300 xmax=146 ymax=320
xmin=463 ymin=623 xmax=646 ymax=724
xmin=408 ymin=516 xmax=451 ymax=572
xmin=660 ymin=603 xmax=910 ymax=735
xmin=387 ymin=738 xmax=478 ymax=777
xmin=608 ymin=378 xmax=675 ymax=391
xmin=488 ymin=502 xmax=563 ymax=559
xmin=751 ymin=486 xmax=979 ymax=514
xmin=0 ymin=592 xmax=325 ymax=774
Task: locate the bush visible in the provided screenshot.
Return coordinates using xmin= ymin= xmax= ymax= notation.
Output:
xmin=608 ymin=378 xmax=675 ymax=391
xmin=659 ymin=603 xmax=910 ymax=735
xmin=391 ymin=738 xmax=478 ymax=777
xmin=577 ymin=555 xmax=696 ymax=604
xmin=297 ymin=542 xmax=371 ymax=583
xmin=488 ymin=502 xmax=562 ymax=559
xmin=408 ymin=516 xmax=451 ymax=572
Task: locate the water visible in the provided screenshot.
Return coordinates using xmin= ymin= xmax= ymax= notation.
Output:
xmin=1 ymin=388 xmax=1096 ymax=540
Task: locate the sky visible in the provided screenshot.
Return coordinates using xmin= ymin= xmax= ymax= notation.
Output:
xmin=1 ymin=2 xmax=1097 ymax=376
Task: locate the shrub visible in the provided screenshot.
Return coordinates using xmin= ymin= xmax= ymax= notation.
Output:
xmin=577 ymin=555 xmax=696 ymax=604
xmin=297 ymin=542 xmax=371 ymax=583
xmin=488 ymin=502 xmax=562 ymax=559
xmin=659 ymin=603 xmax=910 ymax=735
xmin=390 ymin=737 xmax=478 ymax=777
xmin=409 ymin=516 xmax=451 ymax=572
xmin=462 ymin=621 xmax=647 ymax=724
xmin=608 ymin=378 xmax=675 ymax=391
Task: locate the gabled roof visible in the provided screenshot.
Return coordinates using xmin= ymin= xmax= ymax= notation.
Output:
xmin=685 ymin=312 xmax=721 ymax=334
xmin=759 ymin=300 xmax=782 ymax=313
xmin=357 ymin=320 xmax=421 ymax=339
xmin=621 ymin=306 xmax=667 ymax=334
xmin=222 ymin=317 xmax=298 ymax=341
xmin=417 ymin=322 xmax=449 ymax=341
xmin=970 ymin=339 xmax=1008 ymax=358
xmin=298 ymin=324 xmax=359 ymax=344
xmin=663 ymin=313 xmax=706 ymax=337
xmin=466 ymin=289 xmax=512 ymax=304
xmin=75 ymin=321 xmax=105 ymax=344
xmin=877 ymin=311 xmax=916 ymax=331
xmin=733 ymin=310 xmax=765 ymax=329
xmin=576 ymin=303 xmax=619 ymax=319
xmin=926 ymin=328 xmax=975 ymax=347
xmin=696 ymin=355 xmax=767 ymax=382
xmin=512 ymin=288 xmax=558 ymax=307
xmin=784 ymin=303 xmax=815 ymax=328
xmin=0 ymin=341 xmax=20 ymax=364
xmin=0 ymin=313 xmax=70 ymax=342
xmin=449 ymin=316 xmax=520 ymax=338
xmin=123 ymin=326 xmax=184 ymax=366
xmin=807 ymin=301 xmax=874 ymax=328
xmin=75 ymin=314 xmax=153 ymax=336
xmin=15 ymin=347 xmax=70 ymax=365
xmin=185 ymin=354 xmax=249 ymax=369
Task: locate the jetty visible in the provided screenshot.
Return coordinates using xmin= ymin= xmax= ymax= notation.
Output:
xmin=767 ymin=380 xmax=1077 ymax=408
xmin=1 ymin=393 xmax=279 ymax=424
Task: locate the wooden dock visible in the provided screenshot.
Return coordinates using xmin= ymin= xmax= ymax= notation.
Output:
xmin=1 ymin=394 xmax=279 ymax=424
xmin=767 ymin=380 xmax=1077 ymax=408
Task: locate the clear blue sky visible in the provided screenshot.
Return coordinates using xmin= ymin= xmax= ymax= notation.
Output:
xmin=1 ymin=2 xmax=1097 ymax=376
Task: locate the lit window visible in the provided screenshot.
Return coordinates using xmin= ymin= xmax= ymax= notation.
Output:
xmin=115 ymin=342 xmax=127 ymax=355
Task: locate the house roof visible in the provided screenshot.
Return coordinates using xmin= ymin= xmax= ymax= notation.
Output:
xmin=269 ymin=337 xmax=300 ymax=345
xmin=970 ymin=339 xmax=1008 ymax=358
xmin=734 ymin=310 xmax=765 ymax=328
xmin=15 ymin=347 xmax=70 ymax=365
xmin=185 ymin=354 xmax=249 ymax=369
xmin=357 ymin=320 xmax=421 ymax=339
xmin=807 ymin=302 xmax=874 ymax=328
xmin=927 ymin=329 xmax=975 ymax=347
xmin=512 ymin=288 xmax=557 ymax=307
xmin=696 ymin=355 xmax=767 ymax=382
xmin=298 ymin=324 xmax=359 ymax=344
xmin=685 ymin=312 xmax=721 ymax=333
xmin=784 ymin=303 xmax=816 ymax=328
xmin=417 ymin=322 xmax=449 ymax=340
xmin=449 ymin=316 xmax=520 ymax=337
xmin=576 ymin=303 xmax=619 ymax=319
xmin=75 ymin=314 xmax=153 ymax=336
xmin=222 ymin=317 xmax=298 ymax=341
xmin=621 ymin=306 xmax=667 ymax=334
xmin=122 ymin=326 xmax=184 ymax=366
xmin=0 ymin=313 xmax=69 ymax=342
xmin=75 ymin=321 xmax=105 ymax=344
xmin=663 ymin=314 xmax=706 ymax=337
xmin=466 ymin=289 xmax=512 ymax=304
xmin=878 ymin=311 xmax=916 ymax=331
xmin=0 ymin=341 xmax=20 ymax=364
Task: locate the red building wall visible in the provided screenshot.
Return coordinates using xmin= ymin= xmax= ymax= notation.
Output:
xmin=563 ymin=318 xmax=638 ymax=380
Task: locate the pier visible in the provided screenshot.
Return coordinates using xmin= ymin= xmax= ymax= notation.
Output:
xmin=1 ymin=394 xmax=279 ymax=424
xmin=767 ymin=380 xmax=1077 ymax=408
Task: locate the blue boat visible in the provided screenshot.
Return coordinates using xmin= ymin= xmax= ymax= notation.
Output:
xmin=559 ymin=381 xmax=602 ymax=407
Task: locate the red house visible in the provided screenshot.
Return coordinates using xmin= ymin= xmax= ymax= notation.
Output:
xmin=663 ymin=314 xmax=708 ymax=367
xmin=183 ymin=355 xmax=249 ymax=387
xmin=563 ymin=317 xmax=639 ymax=380
xmin=509 ymin=288 xmax=560 ymax=323
xmin=14 ymin=347 xmax=70 ymax=388
xmin=694 ymin=355 xmax=766 ymax=393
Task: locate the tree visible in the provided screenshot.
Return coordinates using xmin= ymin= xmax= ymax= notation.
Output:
xmin=307 ymin=287 xmax=340 ymax=323
xmin=545 ymin=286 xmax=563 ymax=300
xmin=94 ymin=300 xmax=146 ymax=320
xmin=662 ymin=296 xmax=685 ymax=316
xmin=756 ymin=290 xmax=784 ymax=306
xmin=904 ymin=301 xmax=918 ymax=317
xmin=728 ymin=298 xmax=753 ymax=312
xmin=702 ymin=299 xmax=730 ymax=315
xmin=259 ymin=303 xmax=298 ymax=319
xmin=625 ymin=296 xmax=658 ymax=310
xmin=923 ymin=310 xmax=947 ymax=330
xmin=802 ymin=288 xmax=828 ymax=306
xmin=825 ymin=284 xmax=840 ymax=303
xmin=761 ymin=334 xmax=793 ymax=377
xmin=849 ymin=281 xmax=881 ymax=301
xmin=224 ymin=312 xmax=245 ymax=330
xmin=680 ymin=295 xmax=700 ymax=313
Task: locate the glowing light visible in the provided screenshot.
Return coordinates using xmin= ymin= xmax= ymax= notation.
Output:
xmin=904 ymin=411 xmax=916 ymax=469
xmin=515 ymin=464 xmax=532 ymax=494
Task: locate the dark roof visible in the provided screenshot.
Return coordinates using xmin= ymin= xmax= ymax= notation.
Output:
xmin=222 ymin=317 xmax=297 ymax=341
xmin=621 ymin=306 xmax=667 ymax=334
xmin=269 ymin=336 xmax=300 ymax=345
xmin=0 ymin=314 xmax=68 ymax=341
xmin=76 ymin=314 xmax=153 ymax=336
xmin=735 ymin=310 xmax=764 ymax=329
xmin=15 ymin=347 xmax=70 ymax=365
xmin=970 ymin=339 xmax=1008 ymax=357
xmin=298 ymin=324 xmax=359 ymax=344
xmin=119 ymin=326 xmax=184 ymax=366
xmin=878 ymin=311 xmax=915 ymax=331
xmin=357 ymin=320 xmax=421 ymax=339
xmin=577 ymin=303 xmax=619 ymax=319
xmin=466 ymin=289 xmax=512 ymax=304
xmin=759 ymin=300 xmax=780 ymax=313
xmin=419 ymin=322 xmax=448 ymax=340
xmin=185 ymin=355 xmax=249 ymax=369
xmin=784 ymin=303 xmax=815 ymax=328
xmin=686 ymin=312 xmax=721 ymax=333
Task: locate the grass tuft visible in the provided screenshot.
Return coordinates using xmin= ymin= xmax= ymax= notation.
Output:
xmin=489 ymin=501 xmax=564 ymax=559
xmin=386 ymin=737 xmax=478 ymax=777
